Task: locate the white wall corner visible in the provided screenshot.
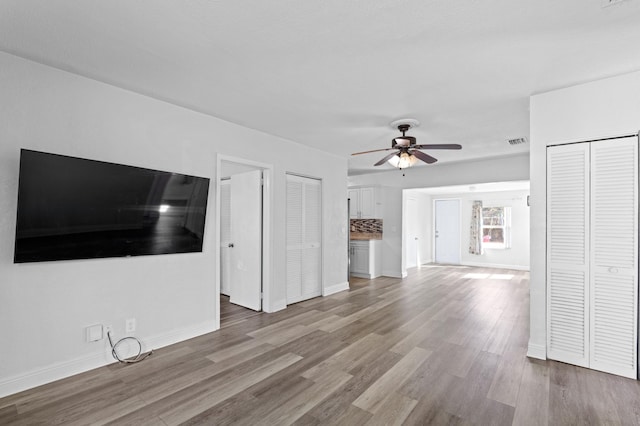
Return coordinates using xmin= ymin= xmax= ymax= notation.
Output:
xmin=266 ymin=299 xmax=287 ymax=313
xmin=526 ymin=341 xmax=547 ymax=360
xmin=323 ymin=281 xmax=349 ymax=296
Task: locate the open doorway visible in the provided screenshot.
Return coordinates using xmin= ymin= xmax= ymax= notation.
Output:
xmin=402 ymin=181 xmax=530 ymax=272
xmin=215 ymin=156 xmax=273 ymax=329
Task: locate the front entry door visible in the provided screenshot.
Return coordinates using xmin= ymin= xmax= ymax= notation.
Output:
xmin=434 ymin=199 xmax=460 ymax=264
xmin=229 ymin=170 xmax=262 ymax=311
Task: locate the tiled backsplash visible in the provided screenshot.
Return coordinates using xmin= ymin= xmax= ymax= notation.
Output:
xmin=350 ymin=218 xmax=383 ymax=234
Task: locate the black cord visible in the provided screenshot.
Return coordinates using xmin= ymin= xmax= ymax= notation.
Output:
xmin=107 ymin=331 xmax=153 ymax=364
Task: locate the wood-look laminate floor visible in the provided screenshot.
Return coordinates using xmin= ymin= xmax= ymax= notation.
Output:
xmin=2 ymin=265 xmax=640 ymax=425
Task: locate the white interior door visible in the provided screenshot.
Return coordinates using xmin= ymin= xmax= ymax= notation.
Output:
xmin=589 ymin=137 xmax=637 ymax=378
xmin=286 ymin=174 xmax=322 ymax=304
xmin=434 ymin=199 xmax=460 ymax=264
xmin=546 ymin=143 xmax=590 ymax=368
xmin=220 ymin=180 xmax=231 ymax=296
xmin=229 ymin=170 xmax=262 ymax=311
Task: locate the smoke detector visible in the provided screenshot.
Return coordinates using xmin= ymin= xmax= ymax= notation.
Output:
xmin=508 ymin=137 xmax=527 ymax=146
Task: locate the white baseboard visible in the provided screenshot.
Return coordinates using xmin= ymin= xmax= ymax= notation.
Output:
xmin=144 ymin=320 xmax=217 ymax=352
xmin=0 ymin=320 xmax=217 ymax=399
xmin=350 ymin=272 xmax=375 ymax=279
xmin=382 ymin=270 xmax=406 ymax=278
xmin=527 ymin=341 xmax=547 ymax=360
xmin=323 ymin=281 xmax=349 ymax=296
xmin=461 ymin=262 xmax=530 ymax=271
xmin=266 ymin=299 xmax=287 ymax=313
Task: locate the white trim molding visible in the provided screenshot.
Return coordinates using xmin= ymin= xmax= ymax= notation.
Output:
xmin=527 ymin=341 xmax=547 ymax=360
xmin=323 ymin=281 xmax=349 ymax=296
xmin=266 ymin=299 xmax=287 ymax=313
xmin=382 ymin=270 xmax=407 ymax=279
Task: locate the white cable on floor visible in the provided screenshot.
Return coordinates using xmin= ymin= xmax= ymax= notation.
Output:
xmin=107 ymin=331 xmax=153 ymax=364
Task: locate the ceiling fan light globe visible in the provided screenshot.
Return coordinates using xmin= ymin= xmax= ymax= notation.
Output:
xmin=388 ymin=152 xmax=416 ymax=169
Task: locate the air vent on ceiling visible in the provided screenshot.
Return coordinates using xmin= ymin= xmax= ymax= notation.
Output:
xmin=602 ymin=0 xmax=626 ymax=8
xmin=508 ymin=137 xmax=528 ymax=145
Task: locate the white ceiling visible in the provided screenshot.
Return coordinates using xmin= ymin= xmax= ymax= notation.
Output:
xmin=1 ymin=1 xmax=639 ymax=175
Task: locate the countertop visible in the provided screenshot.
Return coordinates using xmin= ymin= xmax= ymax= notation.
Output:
xmin=350 ymin=232 xmax=382 ymax=241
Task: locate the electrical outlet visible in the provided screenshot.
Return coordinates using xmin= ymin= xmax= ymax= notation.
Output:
xmin=125 ymin=318 xmax=136 ymax=333
xmin=104 ymin=325 xmax=113 ymax=337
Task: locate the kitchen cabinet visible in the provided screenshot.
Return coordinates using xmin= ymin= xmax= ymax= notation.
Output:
xmin=349 ymin=240 xmax=382 ymax=279
xmin=348 ymin=187 xmax=380 ymax=219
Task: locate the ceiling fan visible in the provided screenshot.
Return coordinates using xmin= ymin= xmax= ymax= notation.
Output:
xmin=351 ymin=119 xmax=462 ymax=169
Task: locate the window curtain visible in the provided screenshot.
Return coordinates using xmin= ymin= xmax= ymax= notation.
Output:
xmin=469 ymin=200 xmax=483 ymax=255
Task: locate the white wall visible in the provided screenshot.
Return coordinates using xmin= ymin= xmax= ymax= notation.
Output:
xmin=0 ymin=52 xmax=348 ymax=397
xmin=381 ymin=187 xmax=403 ymax=277
xmin=403 ymin=192 xmax=433 ymax=268
xmin=416 ymin=193 xmax=432 ymax=265
xmin=349 ymin=154 xmax=530 ymax=277
xmin=529 ymin=70 xmax=640 ymax=360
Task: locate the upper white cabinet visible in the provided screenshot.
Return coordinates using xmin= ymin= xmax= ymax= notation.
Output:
xmin=547 ymin=136 xmax=638 ymax=379
xmin=349 ymin=186 xmax=380 ymax=219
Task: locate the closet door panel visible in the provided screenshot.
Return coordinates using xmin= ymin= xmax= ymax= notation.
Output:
xmin=589 ymin=137 xmax=638 ymax=379
xmin=286 ymin=179 xmax=304 ymax=303
xmin=286 ymin=175 xmax=322 ymax=304
xmin=302 ymin=180 xmax=322 ymax=299
xmin=547 ymin=143 xmax=590 ymax=367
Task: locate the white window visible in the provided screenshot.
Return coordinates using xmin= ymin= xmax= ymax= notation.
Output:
xmin=482 ymin=206 xmax=511 ymax=249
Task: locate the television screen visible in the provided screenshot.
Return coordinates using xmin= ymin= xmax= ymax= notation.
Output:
xmin=14 ymin=149 xmax=210 ymax=263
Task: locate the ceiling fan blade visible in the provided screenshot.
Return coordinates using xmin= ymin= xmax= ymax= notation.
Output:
xmin=351 ymin=147 xmax=397 ymax=156
xmin=374 ymin=152 xmax=399 ymax=166
xmin=413 ymin=144 xmax=462 ymax=150
xmin=411 ymin=149 xmax=438 ymax=164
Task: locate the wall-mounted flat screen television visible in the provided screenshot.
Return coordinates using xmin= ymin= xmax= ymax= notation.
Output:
xmin=14 ymin=149 xmax=210 ymax=263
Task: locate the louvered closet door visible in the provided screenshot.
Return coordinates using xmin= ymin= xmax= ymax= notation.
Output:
xmin=589 ymin=137 xmax=638 ymax=379
xmin=547 ymin=143 xmax=590 ymax=368
xmin=286 ymin=174 xmax=322 ymax=304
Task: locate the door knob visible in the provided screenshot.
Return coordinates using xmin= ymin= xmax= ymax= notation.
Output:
xmin=228 ymin=243 xmax=234 ymax=248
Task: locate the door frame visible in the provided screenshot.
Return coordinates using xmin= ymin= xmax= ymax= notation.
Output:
xmin=433 ymin=198 xmax=461 ymax=265
xmin=215 ymin=154 xmax=273 ymax=329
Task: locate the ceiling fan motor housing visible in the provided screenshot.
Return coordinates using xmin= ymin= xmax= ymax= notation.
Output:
xmin=391 ymin=121 xmax=418 ymax=147
xmin=392 ymin=136 xmax=416 ymax=147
